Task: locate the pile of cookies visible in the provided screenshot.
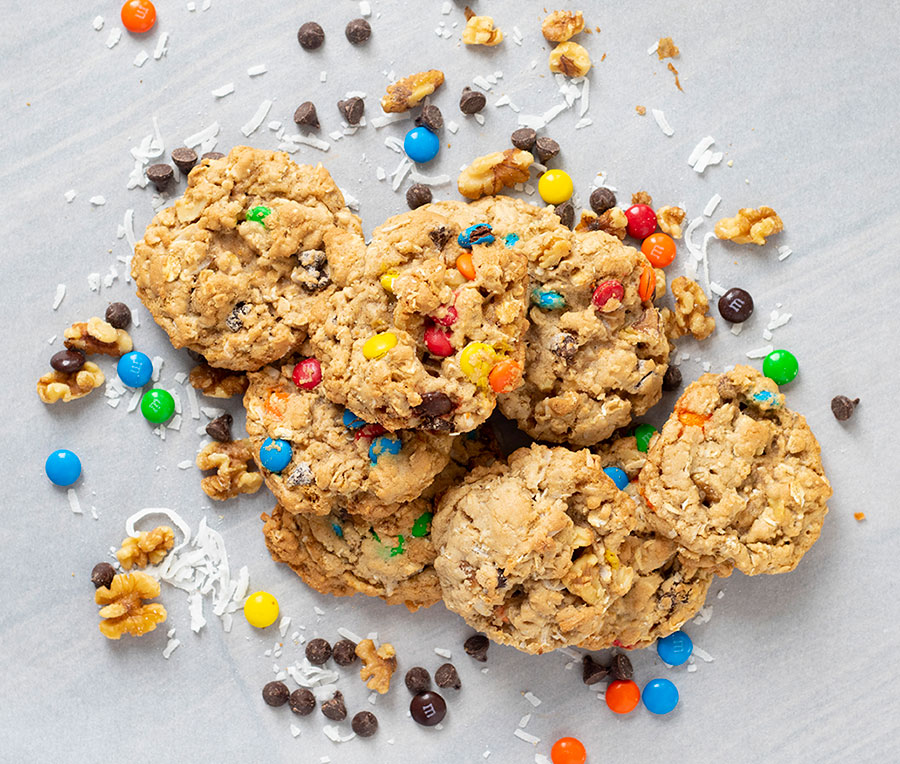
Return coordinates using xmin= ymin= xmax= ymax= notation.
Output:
xmin=132 ymin=146 xmax=832 ymax=655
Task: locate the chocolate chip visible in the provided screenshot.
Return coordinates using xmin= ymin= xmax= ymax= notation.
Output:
xmin=171 ymin=147 xmax=198 ymax=175
xmin=511 ymin=127 xmax=537 ymax=151
xmin=589 ymin=187 xmax=617 ymax=215
xmin=205 ymin=413 xmax=233 ymax=443
xmin=297 ymin=21 xmax=325 ymax=50
xmin=415 ymin=102 xmax=443 ymax=133
xmin=434 ymin=663 xmax=461 ymax=690
xmin=429 ymin=226 xmax=453 ymax=249
xmin=550 ymin=332 xmax=579 ymax=361
xmin=496 ymin=570 xmax=508 ymax=589
xmin=410 ymin=691 xmax=447 ymax=726
xmin=289 ymin=688 xmax=316 ymax=715
xmin=463 ymin=634 xmax=489 ymax=662
xmin=285 ymin=462 xmax=315 ymax=487
xmin=406 ymin=183 xmax=433 ymax=209
xmin=610 ymin=652 xmax=633 ymax=681
xmin=262 ymin=681 xmax=290 ymax=707
xmin=405 ymin=666 xmax=431 ymax=694
xmin=351 ymin=710 xmax=378 ymax=737
xmin=146 ymin=163 xmax=174 ymax=192
xmin=415 ymin=391 xmax=455 ymax=418
xmin=332 ymin=639 xmax=358 ymax=666
xmin=91 ymin=562 xmax=115 ymax=589
xmin=306 ymin=638 xmax=332 ymax=665
xmin=459 ymin=87 xmax=486 ymax=115
xmin=831 ymin=395 xmax=859 ymax=421
xmin=662 ymin=365 xmax=682 ymax=392
xmin=718 ymin=287 xmax=754 ymax=323
xmin=201 ymin=151 xmax=225 ymax=162
xmin=296 ymin=249 xmax=331 ymax=291
xmin=105 ymin=302 xmax=132 ymax=329
xmin=421 ymin=417 xmax=454 ymax=432
xmin=293 ymin=101 xmax=320 ymax=129
xmin=225 ymin=301 xmax=251 ymax=332
xmin=321 ymin=691 xmax=347 ymax=721
xmin=338 ymin=96 xmax=365 ymax=126
xmin=554 ymin=201 xmax=574 ymax=228
xmin=345 ymin=18 xmax=371 ymax=44
xmin=534 ymin=136 xmax=560 ymax=163
xmin=50 ymin=349 xmax=86 ymax=374
xmin=582 ymin=655 xmax=609 ymax=685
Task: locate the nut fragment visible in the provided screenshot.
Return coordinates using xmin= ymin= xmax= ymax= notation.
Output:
xmin=116 ymin=525 xmax=175 ymax=570
xmin=575 ymin=207 xmax=627 ymax=240
xmin=549 ymin=42 xmax=591 ymax=77
xmin=457 ymin=149 xmax=533 ymax=200
xmin=189 ymin=363 xmax=249 ymax=398
xmin=657 ymin=205 xmax=686 ymax=238
xmin=714 ymin=206 xmax=783 ymax=245
xmin=631 ymin=190 xmax=653 ymax=207
xmin=95 ymin=572 xmax=167 ymax=640
xmin=356 ymin=638 xmax=397 ymax=695
xmin=542 ymin=10 xmax=585 ymax=42
xmin=462 ymin=14 xmax=503 ymax=46
xmin=664 ymin=277 xmax=716 ymax=340
xmin=196 ymin=439 xmax=263 ymax=500
xmin=37 ymin=362 xmax=104 ymax=403
xmin=657 ymin=36 xmax=680 ymax=60
xmin=63 ymin=317 xmax=132 ymax=356
xmin=381 ymin=69 xmax=445 ymax=113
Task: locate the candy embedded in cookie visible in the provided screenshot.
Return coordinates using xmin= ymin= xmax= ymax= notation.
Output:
xmin=637 ymin=365 xmax=832 ymax=575
xmin=132 ymin=146 xmax=366 ymax=371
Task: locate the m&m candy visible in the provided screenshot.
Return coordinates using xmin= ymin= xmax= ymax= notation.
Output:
xmin=343 ymin=410 xmax=366 ymax=429
xmin=456 ymin=252 xmax=476 ymax=280
xmin=260 ymin=438 xmax=292 ymax=472
xmin=641 ymin=232 xmax=676 ymax=267
xmin=292 ymin=358 xmax=322 ymax=390
xmin=457 ymin=224 xmax=495 ymax=248
xmin=625 ymin=204 xmax=657 ymax=239
xmin=605 ymin=679 xmax=641 ymax=714
xmin=362 ymin=332 xmax=398 ymax=360
xmin=656 ymin=630 xmax=693 ymax=665
xmin=380 ymin=271 xmax=398 ymax=293
xmin=634 ymin=423 xmax=657 ymax=452
xmin=121 ymin=0 xmax=156 ymax=33
xmin=603 ymin=466 xmax=629 ymax=491
xmin=763 ymin=349 xmax=798 ymax=385
xmin=45 ymin=449 xmax=82 ymax=487
xmin=551 ymin=736 xmax=586 ymax=764
xmin=538 ymin=169 xmax=574 ymax=205
xmin=117 ymin=351 xmax=153 ymax=388
xmin=459 ymin=342 xmax=497 ymax=384
xmin=369 ymin=435 xmax=402 ymax=464
xmin=243 ymin=591 xmax=279 ymax=628
xmin=141 ymin=389 xmax=175 ymax=424
xmin=245 ymin=205 xmax=272 ymax=225
xmin=592 ymin=279 xmax=624 ymax=311
xmin=531 ymin=289 xmax=566 ymax=310
xmin=642 ymin=678 xmax=679 ymax=715
xmin=638 ymin=264 xmax=656 ymax=302
xmin=424 ymin=325 xmax=454 ymax=357
xmin=488 ymin=358 xmax=522 ymax=394
xmin=404 ymin=126 xmax=441 ymax=163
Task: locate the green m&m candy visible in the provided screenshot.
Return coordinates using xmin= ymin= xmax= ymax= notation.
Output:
xmin=141 ymin=389 xmax=175 ymax=424
xmin=634 ymin=423 xmax=657 ymax=453
xmin=763 ymin=349 xmax=798 ymax=385
xmin=245 ymin=205 xmax=272 ymax=225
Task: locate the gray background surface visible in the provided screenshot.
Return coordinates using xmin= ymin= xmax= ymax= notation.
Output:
xmin=1 ymin=1 xmax=899 ymax=762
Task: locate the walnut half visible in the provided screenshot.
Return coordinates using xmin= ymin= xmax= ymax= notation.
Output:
xmin=657 ymin=205 xmax=686 ymax=238
xmin=356 ymin=638 xmax=397 ymax=694
xmin=64 ymin=317 xmax=132 ymax=356
xmin=549 ymin=42 xmax=592 ymax=77
xmin=37 ymin=362 xmax=104 ymax=403
xmin=95 ymin=572 xmax=167 ymax=639
xmin=462 ymin=14 xmax=503 ymax=46
xmin=542 ymin=11 xmax=585 ymax=42
xmin=196 ymin=439 xmax=263 ymax=500
xmin=664 ymin=277 xmax=716 ymax=340
xmin=714 ymin=206 xmax=783 ymax=245
xmin=116 ymin=526 xmax=175 ymax=570
xmin=381 ymin=70 xmax=445 ymax=113
xmin=576 ymin=208 xmax=627 ymax=240
xmin=457 ymin=149 xmax=533 ymax=200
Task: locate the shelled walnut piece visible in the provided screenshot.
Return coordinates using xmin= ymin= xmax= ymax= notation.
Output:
xmin=196 ymin=439 xmax=263 ymax=500
xmin=663 ymin=277 xmax=716 ymax=341
xmin=575 ymin=208 xmax=627 ymax=240
xmin=189 ymin=363 xmax=249 ymax=398
xmin=549 ymin=42 xmax=592 ymax=77
xmin=714 ymin=206 xmax=783 ymax=245
xmin=657 ymin=37 xmax=680 ymax=60
xmin=462 ymin=13 xmax=503 ymax=46
xmin=542 ymin=11 xmax=585 ymax=42
xmin=631 ymin=191 xmax=653 ymax=207
xmin=116 ymin=526 xmax=175 ymax=570
xmin=381 ymin=70 xmax=445 ymax=113
xmin=36 ymin=362 xmax=104 ymax=403
xmin=657 ymin=205 xmax=685 ymax=238
xmin=95 ymin=572 xmax=167 ymax=639
xmin=457 ymin=149 xmax=533 ymax=199
xmin=356 ymin=638 xmax=397 ymax=694
xmin=63 ymin=317 xmax=132 ymax=356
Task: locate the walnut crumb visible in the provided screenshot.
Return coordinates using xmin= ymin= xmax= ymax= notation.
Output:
xmin=356 ymin=639 xmax=397 ymax=694
xmin=189 ymin=363 xmax=249 ymax=398
xmin=36 ymin=362 xmax=104 ymax=403
xmin=196 ymin=439 xmax=263 ymax=500
xmin=549 ymin=42 xmax=592 ymax=77
xmin=63 ymin=317 xmax=132 ymax=356
xmin=116 ymin=526 xmax=175 ymax=570
xmin=667 ymin=62 xmax=683 ymax=92
xmin=714 ymin=207 xmax=783 ymax=245
xmin=542 ymin=10 xmax=584 ymax=42
xmin=635 ymin=105 xmax=646 ymax=116
xmin=381 ymin=70 xmax=445 ymax=113
xmin=575 ymin=208 xmax=627 ymax=240
xmin=457 ymin=149 xmax=533 ymax=200
xmin=95 ymin=572 xmax=167 ymax=640
xmin=631 ymin=191 xmax=653 ymax=207
xmin=665 ymin=277 xmax=716 ymax=341
xmin=462 ymin=14 xmax=503 ymax=46
xmin=657 ymin=37 xmax=680 ymax=60
xmin=657 ymin=205 xmax=686 ymax=238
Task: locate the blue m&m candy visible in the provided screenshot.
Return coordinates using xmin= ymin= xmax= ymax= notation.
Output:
xmin=342 ymin=409 xmax=366 ymax=429
xmin=369 ymin=435 xmax=402 ymax=465
xmin=117 ymin=351 xmax=153 ymax=388
xmin=656 ymin=630 xmax=693 ymax=665
xmin=404 ymin=126 xmax=440 ymax=163
xmin=530 ymin=288 xmax=566 ymax=311
xmin=642 ymin=678 xmax=679 ymax=715
xmin=259 ymin=438 xmax=292 ymax=472
xmin=603 ymin=466 xmax=629 ymax=491
xmin=45 ymin=449 xmax=82 ymax=486
xmin=457 ymin=224 xmax=495 ymax=249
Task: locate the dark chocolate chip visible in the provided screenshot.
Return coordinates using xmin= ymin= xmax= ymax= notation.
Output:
xmin=351 ymin=710 xmax=378 ymax=737
xmin=205 ymin=413 xmax=233 ymax=443
xmin=550 ymin=332 xmax=579 ymax=361
xmin=534 ymin=137 xmax=560 ymax=163
xmin=589 ymin=187 xmax=617 ymax=215
xmin=718 ymin=287 xmax=754 ymax=323
xmin=201 ymin=151 xmax=225 ymax=161
xmin=225 ymin=301 xmax=251 ymax=332
xmin=434 ymin=663 xmax=461 ymax=690
xmin=321 ymin=691 xmax=347 ymax=721
xmin=285 ymin=462 xmax=315 ymax=487
xmin=415 ymin=102 xmax=443 ymax=133
xmin=415 ymin=391 xmax=455 ymax=418
xmin=306 ymin=638 xmax=333 ymax=665
xmin=410 ymin=691 xmax=447 ymax=726
xmin=405 ymin=666 xmax=431 ymax=694
xmin=662 ymin=364 xmax=682 ymax=392
xmin=262 ymin=681 xmax=290 ymax=707
xmin=289 ymin=688 xmax=316 ymax=715
xmin=105 ymin=302 xmax=132 ymax=329
xmin=345 ymin=18 xmax=372 ymax=44
xmin=429 ymin=226 xmax=453 ymax=249
xmin=610 ymin=652 xmax=633 ymax=681
xmin=831 ymin=395 xmax=859 ymax=421
xmin=146 ymin=163 xmax=174 ymax=192
xmin=496 ymin=570 xmax=508 ymax=589
xmin=511 ymin=127 xmax=537 ymax=151
xmin=293 ymin=101 xmax=320 ymax=129
xmin=50 ymin=349 xmax=86 ymax=374
xmin=332 ymin=639 xmax=358 ymax=666
xmin=463 ymin=634 xmax=489 ymax=662
xmin=338 ymin=96 xmax=365 ymax=126
xmin=582 ymin=655 xmax=609 ymax=685
xmin=421 ymin=417 xmax=454 ymax=432
xmin=459 ymin=87 xmax=486 ymax=115
xmin=298 ymin=21 xmax=325 ymax=50
xmin=171 ymin=147 xmax=198 ymax=174
xmin=296 ymin=249 xmax=331 ymax=291
xmin=90 ymin=562 xmax=116 ymax=590
xmin=554 ymin=201 xmax=574 ymax=229
xmin=406 ymin=183 xmax=433 ymax=209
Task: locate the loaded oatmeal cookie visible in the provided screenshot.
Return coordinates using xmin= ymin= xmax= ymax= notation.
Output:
xmin=132 ymin=146 xmax=365 ymax=370
xmin=637 ymin=365 xmax=831 ymax=575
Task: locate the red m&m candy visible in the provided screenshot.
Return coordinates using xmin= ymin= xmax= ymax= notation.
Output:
xmin=424 ymin=325 xmax=454 ymax=357
xmin=292 ymin=358 xmax=322 ymax=389
xmin=591 ymin=279 xmax=624 ymax=311
xmin=625 ymin=204 xmax=657 ymax=239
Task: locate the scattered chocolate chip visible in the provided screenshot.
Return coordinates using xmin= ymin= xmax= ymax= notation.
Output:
xmin=338 ymin=96 xmax=365 ymax=126
xmin=717 ymin=287 xmax=754 ymax=323
xmin=550 ymin=332 xmax=579 ymax=361
xmin=295 ymin=249 xmax=331 ymax=291
xmin=146 ymin=163 xmax=174 ymax=192
xmin=405 ymin=666 xmax=431 ymax=694
xmin=511 ymin=127 xmax=537 ymax=151
xmin=610 ymin=652 xmax=633 ymax=681
xmin=406 ymin=183 xmax=433 ymax=209
xmin=463 ymin=634 xmax=489 ymax=662
xmin=831 ymin=395 xmax=859 ymax=421
xmin=90 ymin=562 xmax=115 ymax=589
xmin=225 ymin=301 xmax=251 ymax=332
xmin=293 ymin=101 xmax=320 ymax=129
xmin=50 ymin=349 xmax=86 ymax=374
xmin=205 ymin=413 xmax=233 ymax=443
xmin=496 ymin=570 xmax=508 ymax=588
xmin=582 ymin=655 xmax=609 ymax=685
xmin=321 ymin=691 xmax=347 ymax=721
xmin=105 ymin=302 xmax=131 ymax=329
xmin=415 ymin=102 xmax=443 ymax=133
xmin=534 ymin=136 xmax=560 ymax=163
xmin=297 ymin=21 xmax=325 ymax=50
xmin=306 ymin=638 xmax=333 ymax=665
xmin=434 ymin=663 xmax=461 ymax=690
xmin=171 ymin=147 xmax=198 ymax=174
xmin=429 ymin=226 xmax=453 ymax=249
xmin=459 ymin=87 xmax=486 ymax=115
xmin=589 ymin=187 xmax=617 ymax=215
xmin=289 ymin=688 xmax=316 ymax=715
xmin=345 ymin=18 xmax=371 ymax=44
xmin=662 ymin=364 xmax=682 ymax=392
xmin=332 ymin=638 xmax=358 ymax=666
xmin=415 ymin=391 xmax=455 ymax=418
xmin=262 ymin=681 xmax=290 ymax=707
xmin=410 ymin=691 xmax=447 ymax=726
xmin=554 ymin=201 xmax=574 ymax=228
xmin=201 ymin=151 xmax=225 ymax=161
xmin=351 ymin=710 xmax=378 ymax=737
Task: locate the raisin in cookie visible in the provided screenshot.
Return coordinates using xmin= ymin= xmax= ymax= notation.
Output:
xmin=132 ymin=146 xmax=365 ymax=370
xmin=432 ymin=444 xmax=638 ymax=654
xmin=499 ymin=229 xmax=670 ymax=446
xmin=638 ymin=365 xmax=832 ymax=575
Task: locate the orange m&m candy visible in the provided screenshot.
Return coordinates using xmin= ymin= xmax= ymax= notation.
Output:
xmin=488 ymin=358 xmax=521 ymax=393
xmin=606 ymin=679 xmax=641 ymax=714
xmin=551 ymin=736 xmax=587 ymax=764
xmin=456 ymin=252 xmax=476 ymax=280
xmin=641 ymin=232 xmax=676 ymax=267
xmin=638 ymin=264 xmax=655 ymax=302
xmin=121 ymin=0 xmax=157 ymax=33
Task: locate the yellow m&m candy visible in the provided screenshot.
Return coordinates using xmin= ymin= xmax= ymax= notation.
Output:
xmin=459 ymin=342 xmax=497 ymax=384
xmin=363 ymin=332 xmax=398 ymax=360
xmin=380 ymin=271 xmax=399 ymax=293
xmin=538 ymin=169 xmax=574 ymax=205
xmin=243 ymin=591 xmax=279 ymax=628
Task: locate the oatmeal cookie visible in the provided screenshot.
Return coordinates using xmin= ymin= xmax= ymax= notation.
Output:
xmin=637 ymin=365 xmax=831 ymax=575
xmin=132 ymin=146 xmax=365 ymax=370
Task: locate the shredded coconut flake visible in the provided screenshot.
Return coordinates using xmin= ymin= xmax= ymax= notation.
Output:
xmin=241 ymin=100 xmax=273 ymax=137
xmin=703 ymin=193 xmax=722 ymax=217
xmin=409 ymin=170 xmax=451 ymax=186
xmin=746 ymin=344 xmax=774 ymax=359
xmin=688 ymin=136 xmax=715 ymax=166
xmin=89 ymin=195 xmax=106 ymax=206
xmin=92 ymin=15 xmax=104 ymax=30
xmin=52 ymin=284 xmax=66 ymax=310
xmin=153 ymin=32 xmax=169 ymax=59
xmin=651 ymin=109 xmax=674 ymax=136
xmin=337 ymin=627 xmax=363 ymax=643
xmin=211 ymin=82 xmax=234 ymax=98
xmin=106 ymin=29 xmax=122 ymax=48
xmin=184 ymin=122 xmax=219 ymax=149
xmin=163 ymin=638 xmax=181 ymax=658
xmin=133 ymin=51 xmax=149 ymax=68
xmin=247 ymin=64 xmax=267 ymax=77
xmin=434 ymin=648 xmax=452 ymax=659
xmin=514 ymin=730 xmax=540 ymax=746
xmin=370 ymin=112 xmax=410 ymax=129
xmin=647 ymin=40 xmax=659 ymax=55
xmin=523 ymin=691 xmax=541 ymax=707
xmin=474 ymin=113 xmax=485 ymax=126
xmin=279 ymin=617 xmax=292 ymax=637
xmin=67 ymin=489 xmax=82 ymax=515
xmin=574 ymin=117 xmax=593 ymax=129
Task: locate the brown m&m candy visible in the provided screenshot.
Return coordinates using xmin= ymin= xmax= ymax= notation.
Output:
xmin=410 ymin=691 xmax=446 ymax=726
